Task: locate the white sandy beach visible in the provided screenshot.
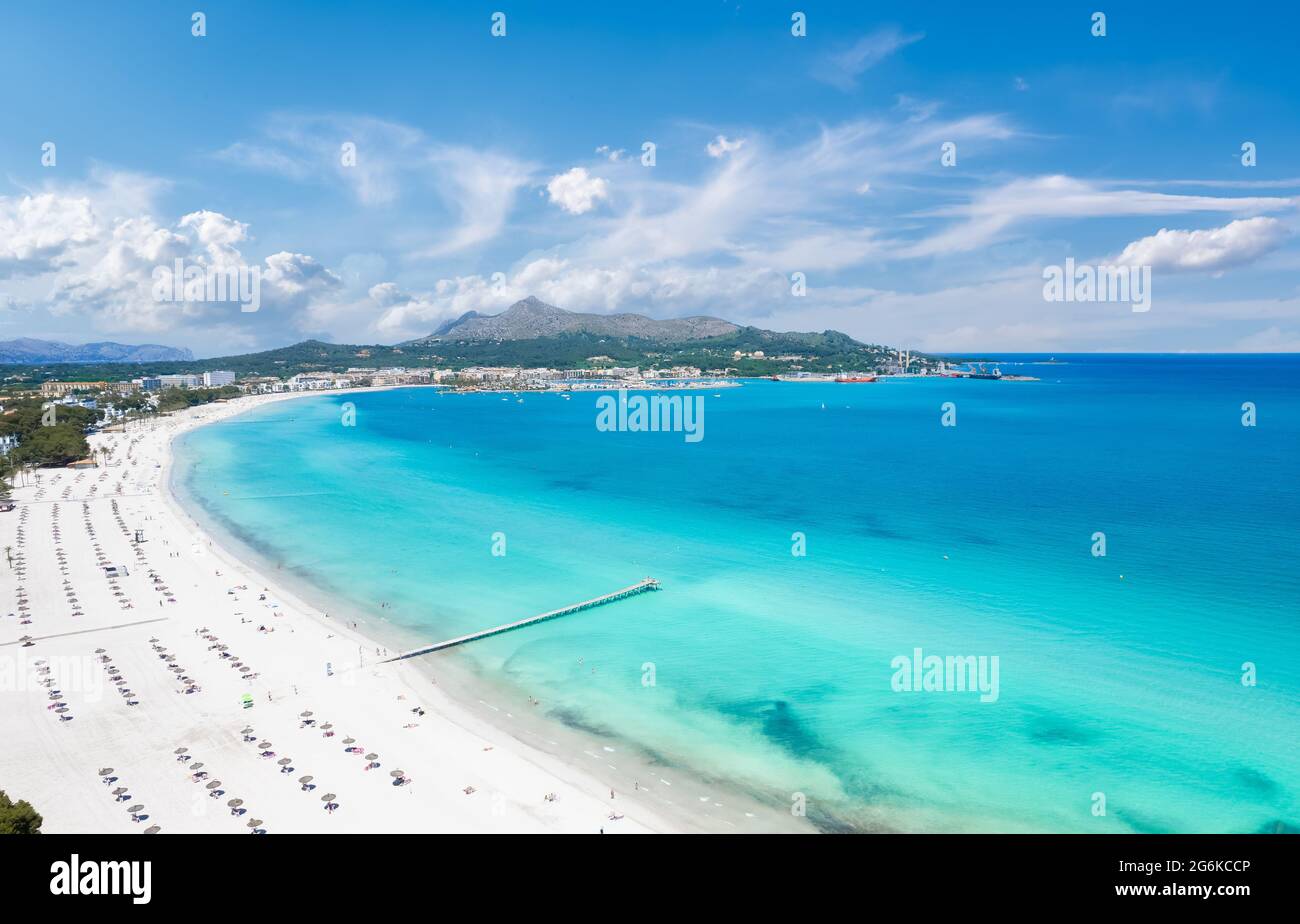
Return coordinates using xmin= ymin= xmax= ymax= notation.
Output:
xmin=0 ymin=389 xmax=724 ymax=834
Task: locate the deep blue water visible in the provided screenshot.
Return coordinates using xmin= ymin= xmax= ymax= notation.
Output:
xmin=174 ymin=355 xmax=1300 ymax=832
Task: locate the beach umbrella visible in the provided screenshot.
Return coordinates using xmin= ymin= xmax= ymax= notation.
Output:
xmin=227 ymin=798 xmax=244 ymax=807
xmin=126 ymin=804 xmax=143 ymax=813
xmin=389 ymin=770 xmax=405 ymax=778
xmin=257 ymin=741 xmax=272 ymax=749
xmin=240 ymin=726 xmax=253 ymax=734
xmin=95 ymin=648 xmax=106 ymax=654
xmin=189 ymin=761 xmax=204 ymax=770
xmin=143 ymin=825 xmax=160 ymax=834
xmin=246 ymin=818 xmax=262 ymax=828
xmin=320 ymin=793 xmax=336 ymax=802
xmin=364 ymin=753 xmax=378 ymax=761
xmin=320 ymin=723 xmax=333 ymax=730
xmin=342 ymin=737 xmax=355 ymax=744
xmin=277 ymin=758 xmax=292 ymax=766
xmin=239 ymin=666 xmax=251 ymax=673
xmin=99 ymin=767 xmax=113 ymax=776
xmin=300 ymin=710 xmax=313 ymax=717
xmin=205 ymin=780 xmax=222 ymax=789
xmin=298 ymin=775 xmax=313 ymax=784
xmin=112 ymin=787 xmax=127 ymax=795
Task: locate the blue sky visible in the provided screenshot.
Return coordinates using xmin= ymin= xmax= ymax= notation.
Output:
xmin=2 ymin=0 xmax=1298 ymax=356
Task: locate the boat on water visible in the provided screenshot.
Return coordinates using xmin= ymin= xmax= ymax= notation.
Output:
xmin=963 ymin=362 xmax=1003 ymax=380
xmin=835 ymin=374 xmax=877 ymax=383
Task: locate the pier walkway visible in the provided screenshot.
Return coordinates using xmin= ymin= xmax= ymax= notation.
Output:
xmin=385 ymin=578 xmax=661 ymax=661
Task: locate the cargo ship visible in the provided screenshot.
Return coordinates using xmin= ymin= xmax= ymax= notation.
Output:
xmin=834 ymin=374 xmax=878 ymax=383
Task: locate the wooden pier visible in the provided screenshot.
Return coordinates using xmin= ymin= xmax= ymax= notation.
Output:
xmin=385 ymin=578 xmax=661 ymax=661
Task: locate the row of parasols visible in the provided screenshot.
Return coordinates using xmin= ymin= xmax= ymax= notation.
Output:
xmin=97 ymin=765 xmax=160 ymax=834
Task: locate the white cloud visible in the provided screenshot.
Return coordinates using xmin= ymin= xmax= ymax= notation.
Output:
xmin=545 ymin=167 xmax=609 ymax=215
xmin=706 ymin=135 xmax=745 ymax=158
xmin=909 ymin=175 xmax=1297 ymax=257
xmin=216 ymin=114 xmax=536 ymax=254
xmin=179 ymin=210 xmax=251 ymax=265
xmin=0 ymin=193 xmax=99 ymax=277
xmin=368 ymin=258 xmax=792 ymax=339
xmin=421 ymin=147 xmax=536 ymax=255
xmin=1115 ymin=217 xmax=1288 ymax=272
xmin=812 ymin=26 xmax=924 ymax=91
xmin=27 ymin=188 xmax=343 ymax=337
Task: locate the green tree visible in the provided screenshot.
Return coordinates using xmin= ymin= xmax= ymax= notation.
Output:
xmin=14 ymin=425 xmax=90 ymax=467
xmin=0 ymin=790 xmax=43 ymax=834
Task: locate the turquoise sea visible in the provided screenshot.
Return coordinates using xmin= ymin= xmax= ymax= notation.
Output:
xmin=173 ymin=355 xmax=1300 ymax=833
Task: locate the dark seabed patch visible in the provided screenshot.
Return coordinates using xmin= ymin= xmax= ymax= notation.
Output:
xmin=851 ymin=521 xmax=911 ymax=542
xmin=547 ymin=478 xmax=591 ymax=493
xmin=545 ymin=705 xmax=620 ymax=739
xmin=1022 ymin=711 xmax=1100 ymax=747
xmin=1232 ymin=766 xmax=1279 ymax=796
xmin=1113 ymin=808 xmax=1177 ymax=834
xmin=1257 ymin=819 xmax=1300 ymax=834
xmin=711 ymin=696 xmax=837 ymax=767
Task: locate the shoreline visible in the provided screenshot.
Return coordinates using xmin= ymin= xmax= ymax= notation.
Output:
xmin=166 ymin=388 xmax=813 ymax=833
xmin=2 ymin=386 xmax=809 ymax=833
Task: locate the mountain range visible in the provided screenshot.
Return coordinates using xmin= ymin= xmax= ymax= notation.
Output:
xmin=413 ymin=296 xmax=744 ymax=343
xmin=0 ymin=338 xmax=193 ymax=364
xmin=2 ymin=298 xmax=928 ymax=383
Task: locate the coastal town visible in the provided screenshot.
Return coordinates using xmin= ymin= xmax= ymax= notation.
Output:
xmin=0 ymin=348 xmax=1037 ymax=473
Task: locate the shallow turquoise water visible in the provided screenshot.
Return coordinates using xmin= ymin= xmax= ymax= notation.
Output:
xmin=174 ymin=355 xmax=1300 ymax=832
